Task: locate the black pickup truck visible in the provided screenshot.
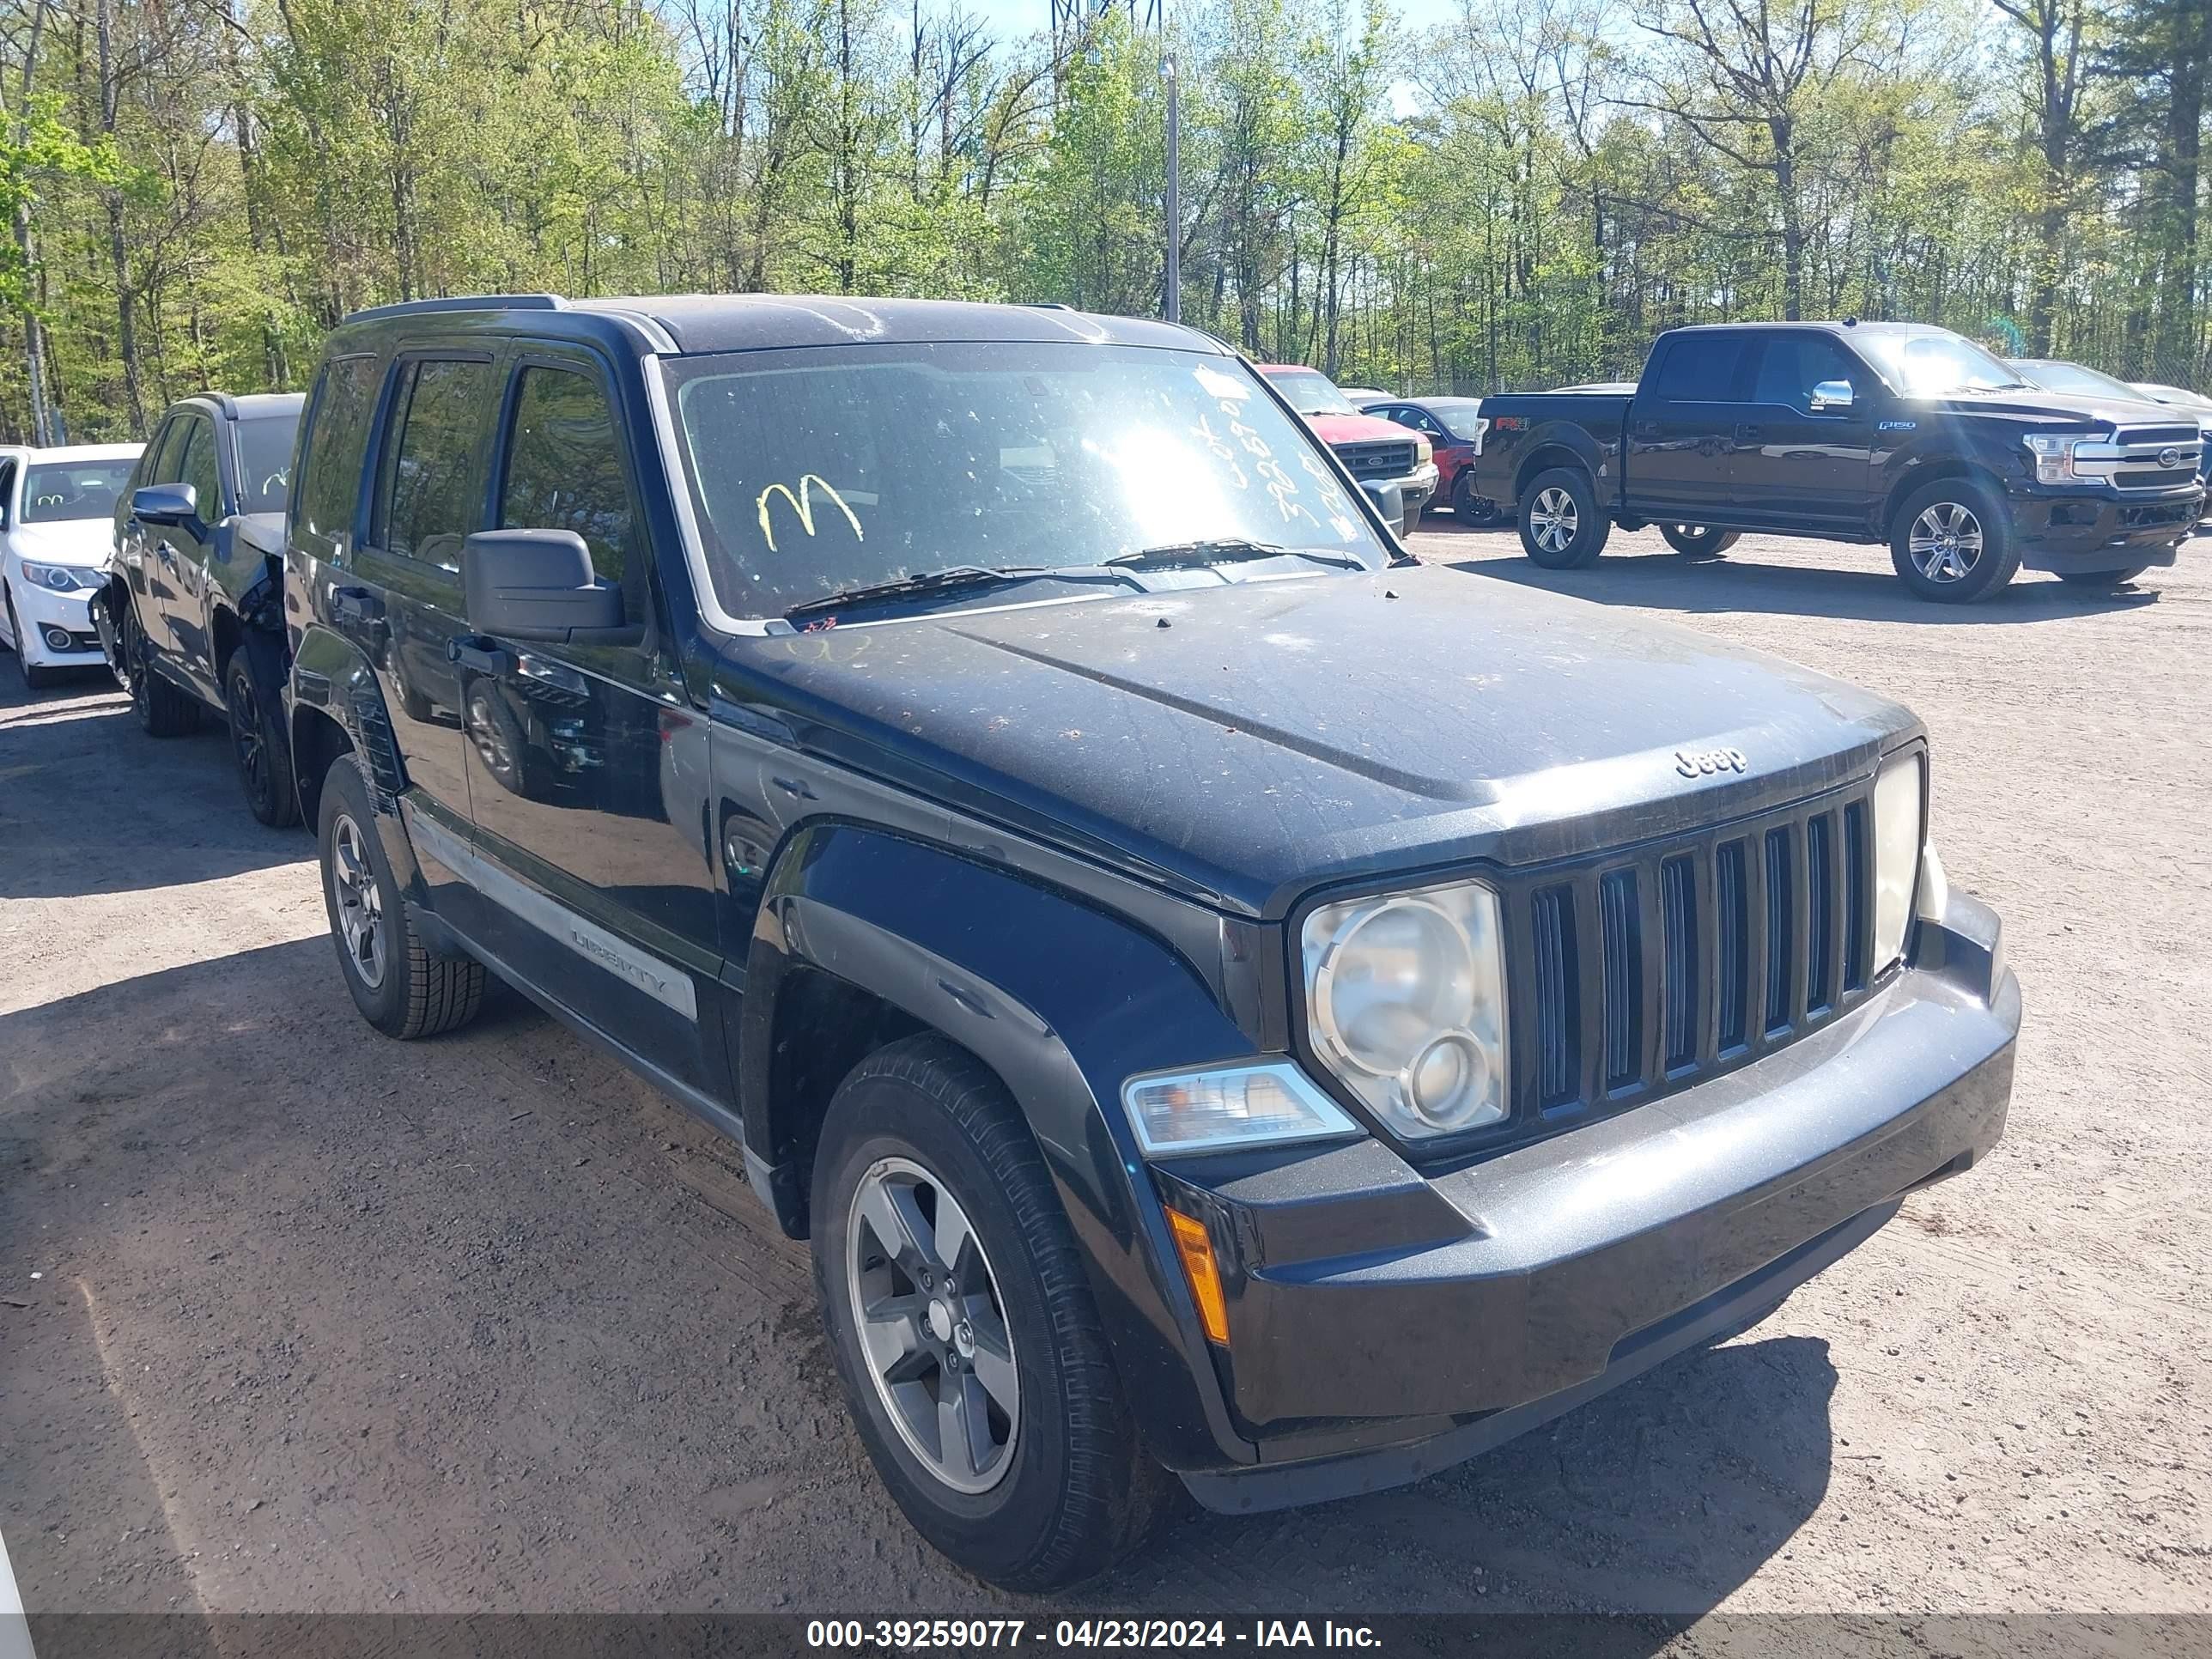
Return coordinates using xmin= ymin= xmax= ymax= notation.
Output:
xmin=281 ymin=294 xmax=2016 ymax=1590
xmin=95 ymin=392 xmax=305 ymax=823
xmin=1471 ymin=320 xmax=2202 ymax=601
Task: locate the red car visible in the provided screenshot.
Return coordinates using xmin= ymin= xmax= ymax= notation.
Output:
xmin=1255 ymin=364 xmax=1437 ymax=532
xmin=1358 ymin=395 xmax=1494 ymax=522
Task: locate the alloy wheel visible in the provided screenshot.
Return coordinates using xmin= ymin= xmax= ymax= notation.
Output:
xmin=465 ymin=687 xmax=516 ymax=786
xmin=329 ymin=812 xmax=387 ymax=990
xmin=228 ymin=671 xmax=270 ymax=808
xmin=1529 ymin=487 xmax=1579 ymax=554
xmin=845 ymin=1154 xmax=1021 ymax=1495
xmin=1908 ymin=501 xmax=1984 ymax=583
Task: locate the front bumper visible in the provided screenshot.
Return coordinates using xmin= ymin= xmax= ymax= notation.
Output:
xmin=1393 ymin=461 xmax=1439 ymax=515
xmin=1152 ymin=889 xmax=2017 ymax=1507
xmin=9 ymin=574 xmax=108 ymax=665
xmin=2009 ymin=483 xmax=2200 ymax=570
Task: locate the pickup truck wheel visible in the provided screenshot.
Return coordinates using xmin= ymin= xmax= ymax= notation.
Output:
xmin=317 ymin=756 xmax=484 ymax=1039
xmin=2057 ymin=565 xmax=2151 ymax=591
xmin=812 ymin=1035 xmax=1171 ymax=1591
xmin=1661 ymin=524 xmax=1741 ymax=558
xmin=120 ymin=603 xmax=201 ymax=737
xmin=225 ymin=654 xmax=301 ymax=828
xmin=1889 ymin=480 xmax=2021 ymax=602
xmin=1518 ymin=467 xmax=1610 ymax=568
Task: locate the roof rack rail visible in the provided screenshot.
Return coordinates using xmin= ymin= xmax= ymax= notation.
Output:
xmin=342 ymin=294 xmax=568 ymax=325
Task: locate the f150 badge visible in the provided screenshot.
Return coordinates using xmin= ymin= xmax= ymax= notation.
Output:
xmin=1676 ymin=745 xmax=1749 ymax=778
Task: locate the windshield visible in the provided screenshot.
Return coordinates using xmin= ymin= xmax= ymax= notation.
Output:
xmin=1422 ymin=398 xmax=1485 ymax=440
xmin=21 ymin=459 xmax=136 ymax=524
xmin=664 ymin=342 xmax=1390 ymax=619
xmin=1265 ymin=368 xmax=1358 ymax=416
xmin=235 ymin=415 xmax=297 ymax=512
xmin=1856 ymin=332 xmax=2030 ymax=397
xmin=2013 ymin=361 xmax=2142 ymax=401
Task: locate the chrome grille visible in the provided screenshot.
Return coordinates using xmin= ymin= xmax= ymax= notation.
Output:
xmin=1333 ymin=439 xmax=1417 ymax=479
xmin=2085 ymin=426 xmax=2205 ymax=490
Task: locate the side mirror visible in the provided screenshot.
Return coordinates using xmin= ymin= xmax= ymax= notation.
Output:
xmin=132 ymin=482 xmax=199 ymax=527
xmin=1810 ymin=380 xmax=1855 ymax=412
xmin=463 ymin=528 xmax=625 ymax=642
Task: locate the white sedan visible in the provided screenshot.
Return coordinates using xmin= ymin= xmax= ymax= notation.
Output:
xmin=0 ymin=442 xmax=143 ymax=690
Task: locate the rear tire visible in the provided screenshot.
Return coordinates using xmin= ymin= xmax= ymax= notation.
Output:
xmin=1888 ymin=478 xmax=2020 ymax=602
xmin=121 ymin=605 xmax=201 ymax=735
xmin=1661 ymin=524 xmax=1741 ymax=558
xmin=2057 ymin=565 xmax=2151 ymax=592
xmin=317 ymin=755 xmax=483 ymax=1039
xmin=1517 ymin=466 xmax=1611 ymax=569
xmin=226 ymin=653 xmax=301 ymax=828
xmin=811 ymin=1035 xmax=1172 ymax=1591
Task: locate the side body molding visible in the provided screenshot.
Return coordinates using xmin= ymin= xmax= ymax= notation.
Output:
xmin=737 ymin=822 xmax=1265 ymax=1471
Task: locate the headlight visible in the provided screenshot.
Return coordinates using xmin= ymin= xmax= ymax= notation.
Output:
xmin=2022 ymin=433 xmax=2083 ymax=484
xmin=1412 ymin=435 xmax=1433 ymax=465
xmin=1120 ymin=1061 xmax=1363 ymax=1157
xmin=1301 ymin=879 xmax=1508 ymax=1138
xmin=19 ymin=561 xmax=103 ymax=592
xmin=1872 ymin=751 xmax=1924 ymax=973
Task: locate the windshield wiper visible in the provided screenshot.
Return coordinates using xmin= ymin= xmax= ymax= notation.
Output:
xmin=1104 ymin=538 xmax=1364 ymax=573
xmin=783 ymin=563 xmax=1140 ymax=621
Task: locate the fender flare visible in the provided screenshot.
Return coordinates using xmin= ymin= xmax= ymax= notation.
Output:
xmin=738 ymin=820 xmax=1263 ymax=1471
xmin=288 ymin=621 xmax=418 ymax=879
xmin=1509 ymin=421 xmax=1611 ymax=506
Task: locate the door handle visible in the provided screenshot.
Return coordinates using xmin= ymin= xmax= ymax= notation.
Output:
xmin=1734 ymin=422 xmax=1763 ymax=441
xmin=1632 ymin=420 xmax=1661 ymax=439
xmin=447 ymin=635 xmax=512 ymax=675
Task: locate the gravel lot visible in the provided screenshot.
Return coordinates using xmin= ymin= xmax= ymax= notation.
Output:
xmin=3 ymin=525 xmax=2209 ymax=1630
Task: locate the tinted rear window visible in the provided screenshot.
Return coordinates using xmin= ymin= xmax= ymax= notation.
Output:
xmin=235 ymin=415 xmax=298 ymax=513
xmin=1646 ymin=337 xmax=1750 ymax=401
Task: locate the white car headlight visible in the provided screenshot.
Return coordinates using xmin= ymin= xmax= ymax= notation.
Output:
xmin=1301 ymin=879 xmax=1508 ymax=1138
xmin=1120 ymin=1061 xmax=1363 ymax=1157
xmin=1872 ymin=750 xmax=1924 ymax=973
xmin=20 ymin=561 xmax=104 ymax=592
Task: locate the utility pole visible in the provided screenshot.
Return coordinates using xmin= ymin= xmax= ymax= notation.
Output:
xmin=1163 ymin=52 xmax=1180 ymax=323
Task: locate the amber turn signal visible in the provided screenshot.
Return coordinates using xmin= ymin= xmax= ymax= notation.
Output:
xmin=1166 ymin=1208 xmax=1230 ymax=1346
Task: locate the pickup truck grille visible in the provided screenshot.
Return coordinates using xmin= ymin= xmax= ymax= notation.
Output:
xmin=2106 ymin=426 xmax=2204 ymax=490
xmin=1332 ymin=439 xmax=1417 ymax=479
xmin=1518 ymin=783 xmax=1879 ymax=1118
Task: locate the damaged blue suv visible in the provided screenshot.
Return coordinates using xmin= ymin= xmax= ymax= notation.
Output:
xmin=282 ymin=294 xmax=2019 ymax=1590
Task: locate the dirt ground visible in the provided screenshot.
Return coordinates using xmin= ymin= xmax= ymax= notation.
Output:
xmin=3 ymin=525 xmax=2209 ymax=1630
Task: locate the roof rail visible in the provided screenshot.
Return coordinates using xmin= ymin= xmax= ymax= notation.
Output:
xmin=341 ymin=294 xmax=568 ymax=325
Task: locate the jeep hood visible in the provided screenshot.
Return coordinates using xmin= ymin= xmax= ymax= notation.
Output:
xmin=723 ymin=567 xmax=1917 ymax=917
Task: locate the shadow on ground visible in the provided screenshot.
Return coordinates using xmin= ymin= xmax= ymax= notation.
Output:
xmin=1416 ymin=517 xmax=2167 ymax=627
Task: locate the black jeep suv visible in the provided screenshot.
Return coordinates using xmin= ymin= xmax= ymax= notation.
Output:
xmin=283 ymin=294 xmax=2019 ymax=1589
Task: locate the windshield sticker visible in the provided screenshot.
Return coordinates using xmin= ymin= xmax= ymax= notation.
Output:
xmin=1194 ymin=365 xmax=1249 ymax=402
xmin=757 ymin=475 xmax=863 ymax=552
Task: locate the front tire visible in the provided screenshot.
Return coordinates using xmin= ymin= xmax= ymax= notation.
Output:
xmin=1889 ymin=478 xmax=2020 ymax=602
xmin=226 ymin=653 xmax=300 ymax=828
xmin=1518 ymin=466 xmax=1611 ymax=568
xmin=317 ymin=755 xmax=483 ymax=1038
xmin=1661 ymin=523 xmax=1741 ymax=558
xmin=1451 ymin=468 xmax=1498 ymax=524
xmin=811 ymin=1036 xmax=1171 ymax=1591
xmin=4 ymin=589 xmax=60 ymax=691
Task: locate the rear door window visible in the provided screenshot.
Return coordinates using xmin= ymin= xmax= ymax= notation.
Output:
xmin=375 ymin=358 xmax=495 ymax=566
xmin=1645 ymin=337 xmax=1752 ymax=402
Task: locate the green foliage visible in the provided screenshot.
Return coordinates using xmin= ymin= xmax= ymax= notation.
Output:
xmin=1 ymin=0 xmax=2208 ymax=441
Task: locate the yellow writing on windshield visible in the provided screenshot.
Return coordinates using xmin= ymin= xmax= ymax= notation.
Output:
xmin=757 ymin=475 xmax=864 ymax=552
